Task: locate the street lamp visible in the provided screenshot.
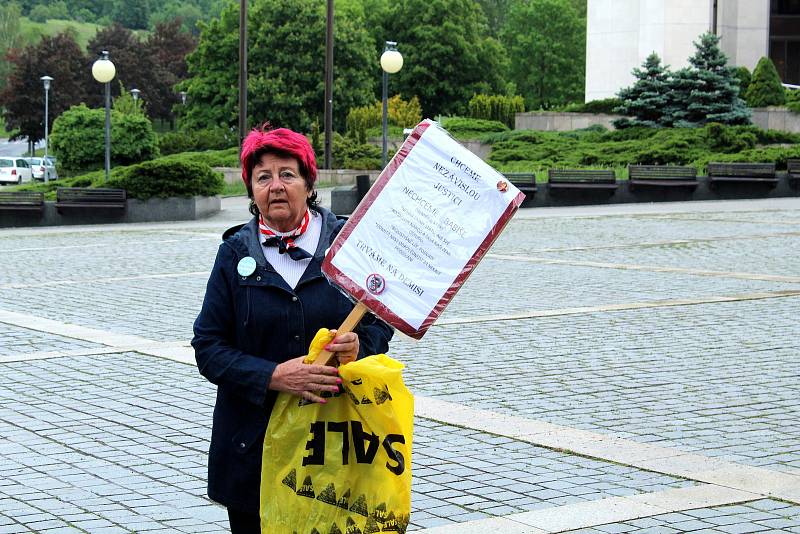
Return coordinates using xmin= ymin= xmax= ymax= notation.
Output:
xmin=179 ymin=91 xmax=187 ymax=105
xmin=40 ymin=75 xmax=53 ymax=184
xmin=131 ymin=88 xmax=140 ymax=101
xmin=92 ymin=50 xmax=116 ymax=181
xmin=380 ymin=41 xmax=403 ymax=168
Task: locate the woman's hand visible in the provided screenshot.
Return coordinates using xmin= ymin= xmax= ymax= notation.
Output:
xmin=269 ymin=356 xmax=341 ymax=404
xmin=326 ymin=329 xmax=359 ymax=366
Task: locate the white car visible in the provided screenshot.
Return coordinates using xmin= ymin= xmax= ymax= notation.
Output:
xmin=0 ymin=157 xmax=33 ymax=185
xmin=26 ymin=157 xmax=58 ymax=181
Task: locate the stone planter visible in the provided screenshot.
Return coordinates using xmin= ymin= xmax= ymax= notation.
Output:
xmin=0 ymin=195 xmax=221 ymax=228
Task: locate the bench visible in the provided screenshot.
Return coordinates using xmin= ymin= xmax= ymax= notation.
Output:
xmin=548 ymin=169 xmax=618 ymax=191
xmin=0 ymin=191 xmax=45 ymax=213
xmin=707 ymin=163 xmax=777 ymax=187
xmin=502 ymin=173 xmax=536 ymax=195
xmin=56 ymin=187 xmax=127 ymax=213
xmin=628 ymin=165 xmax=698 ymax=190
xmin=788 ymin=159 xmax=800 ymax=186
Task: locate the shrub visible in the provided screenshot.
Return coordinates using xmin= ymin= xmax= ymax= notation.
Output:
xmin=388 ymin=95 xmax=423 ymax=129
xmin=468 ymin=94 xmax=525 ymax=128
xmin=563 ymin=98 xmax=623 ymax=114
xmin=50 ymin=104 xmax=159 ymax=173
xmin=734 ymin=66 xmax=752 ymax=96
xmin=159 ymin=128 xmax=237 ymax=155
xmin=158 ymin=147 xmax=240 ymax=168
xmin=108 ymin=159 xmax=224 ymax=200
xmin=484 ymin=123 xmax=799 ymax=172
xmin=332 ymin=134 xmax=382 ymax=170
xmin=440 ymin=117 xmax=508 ymax=139
xmin=345 ymin=95 xmax=423 ymax=143
xmin=786 ymin=88 xmax=800 ymax=113
xmin=746 ymin=57 xmax=786 ymax=107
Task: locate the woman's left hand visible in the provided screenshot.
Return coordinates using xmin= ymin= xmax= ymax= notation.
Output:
xmin=326 ymin=329 xmax=359 ymax=366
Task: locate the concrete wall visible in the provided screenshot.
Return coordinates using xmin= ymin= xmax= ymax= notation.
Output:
xmin=515 ymin=109 xmax=800 ymax=133
xmin=585 ymin=0 xmax=769 ymax=102
xmin=750 ymin=107 xmax=800 ymax=133
xmin=515 ymin=112 xmax=621 ymax=131
xmin=0 ymin=196 xmax=221 ymax=228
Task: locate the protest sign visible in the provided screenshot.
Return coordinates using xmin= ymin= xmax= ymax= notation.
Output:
xmin=321 ymin=119 xmax=525 ymax=340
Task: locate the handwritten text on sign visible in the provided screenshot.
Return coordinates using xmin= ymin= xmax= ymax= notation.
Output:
xmin=323 ymin=120 xmax=524 ymax=338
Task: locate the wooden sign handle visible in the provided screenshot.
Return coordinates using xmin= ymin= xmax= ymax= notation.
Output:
xmin=310 ymin=301 xmax=369 ymax=366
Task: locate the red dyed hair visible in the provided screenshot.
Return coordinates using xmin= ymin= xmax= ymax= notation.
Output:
xmin=240 ymin=125 xmax=317 ymax=186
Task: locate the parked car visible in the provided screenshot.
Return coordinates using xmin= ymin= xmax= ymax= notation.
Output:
xmin=0 ymin=157 xmax=33 ymax=185
xmin=26 ymin=156 xmax=58 ymax=181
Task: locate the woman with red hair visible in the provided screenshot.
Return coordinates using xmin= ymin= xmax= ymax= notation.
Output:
xmin=192 ymin=125 xmax=393 ymax=533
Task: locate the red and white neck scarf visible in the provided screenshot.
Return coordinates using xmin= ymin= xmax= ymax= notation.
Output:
xmin=259 ymin=210 xmax=312 ymax=260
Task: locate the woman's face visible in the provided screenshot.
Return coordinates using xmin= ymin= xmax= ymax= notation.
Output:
xmin=252 ymin=153 xmax=311 ymax=232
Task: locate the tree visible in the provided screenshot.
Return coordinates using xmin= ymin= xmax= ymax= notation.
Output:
xmin=180 ymin=0 xmax=375 ymax=132
xmin=0 ymin=2 xmax=23 ymax=94
xmin=0 ymin=31 xmax=88 ymax=143
xmin=666 ymin=33 xmax=750 ymax=127
xmin=746 ymin=56 xmax=786 ymax=108
xmin=613 ymin=53 xmax=672 ymax=128
xmin=385 ymin=0 xmax=508 ymax=118
xmin=85 ymin=24 xmax=154 ymax=107
xmin=112 ymin=0 xmax=151 ymax=30
xmin=501 ymin=0 xmax=584 ymax=109
xmin=144 ymin=19 xmax=197 ymax=123
xmin=150 ymin=2 xmax=204 ymax=35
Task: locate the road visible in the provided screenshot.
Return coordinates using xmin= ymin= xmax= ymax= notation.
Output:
xmin=0 ymin=138 xmax=37 ymax=157
xmin=0 ymin=197 xmax=799 ymax=533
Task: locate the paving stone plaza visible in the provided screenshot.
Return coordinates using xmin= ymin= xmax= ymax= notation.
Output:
xmin=1 ymin=194 xmax=799 ymax=533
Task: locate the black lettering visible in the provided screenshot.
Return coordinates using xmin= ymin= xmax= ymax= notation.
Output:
xmin=383 ymin=434 xmax=406 ymax=475
xmin=351 ymin=421 xmax=379 ymax=464
xmin=302 ymin=421 xmax=326 ymax=466
xmin=327 ymin=421 xmax=350 ymax=465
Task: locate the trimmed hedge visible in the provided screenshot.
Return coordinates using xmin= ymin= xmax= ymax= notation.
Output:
xmin=159 ymin=128 xmax=237 ymax=155
xmin=561 ymin=98 xmax=623 ymax=114
xmin=108 ymin=159 xmax=224 ymax=200
xmin=484 ymin=123 xmax=800 ymax=173
xmin=440 ymin=117 xmax=509 ymax=139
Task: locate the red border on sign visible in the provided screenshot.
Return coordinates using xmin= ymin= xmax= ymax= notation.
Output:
xmin=322 ymin=120 xmax=525 ymax=339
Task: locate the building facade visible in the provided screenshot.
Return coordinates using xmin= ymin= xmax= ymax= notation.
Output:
xmin=585 ymin=0 xmax=800 ymax=102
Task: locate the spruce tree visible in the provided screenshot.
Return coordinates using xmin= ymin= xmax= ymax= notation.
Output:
xmin=665 ymin=33 xmax=750 ymax=127
xmin=613 ymin=52 xmax=672 ymax=128
xmin=746 ymin=56 xmax=786 ymax=107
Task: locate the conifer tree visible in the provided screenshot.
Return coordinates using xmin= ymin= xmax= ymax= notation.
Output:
xmin=613 ymin=53 xmax=672 ymax=128
xmin=746 ymin=56 xmax=786 ymax=108
xmin=666 ymin=33 xmax=750 ymax=127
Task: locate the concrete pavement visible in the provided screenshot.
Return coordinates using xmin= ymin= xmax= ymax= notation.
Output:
xmin=1 ymin=195 xmax=799 ymax=533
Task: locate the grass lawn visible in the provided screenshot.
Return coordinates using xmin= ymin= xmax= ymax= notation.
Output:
xmin=19 ymin=18 xmax=149 ymax=50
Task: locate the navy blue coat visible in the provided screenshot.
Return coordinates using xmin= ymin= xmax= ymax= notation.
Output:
xmin=192 ymin=207 xmax=394 ymax=513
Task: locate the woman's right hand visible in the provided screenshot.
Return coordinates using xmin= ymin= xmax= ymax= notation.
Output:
xmin=269 ymin=356 xmax=341 ymax=404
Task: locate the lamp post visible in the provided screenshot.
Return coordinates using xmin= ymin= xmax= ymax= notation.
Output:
xmin=380 ymin=41 xmax=403 ymax=168
xmin=92 ymin=50 xmax=115 ymax=182
xmin=40 ymin=75 xmax=53 ymax=184
xmin=131 ymin=88 xmax=140 ymax=101
xmin=179 ymin=91 xmax=187 ymax=105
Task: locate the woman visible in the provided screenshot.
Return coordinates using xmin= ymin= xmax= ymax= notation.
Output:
xmin=192 ymin=125 xmax=393 ymax=533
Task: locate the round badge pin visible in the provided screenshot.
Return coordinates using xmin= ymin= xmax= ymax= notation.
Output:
xmin=237 ymin=256 xmax=257 ymax=277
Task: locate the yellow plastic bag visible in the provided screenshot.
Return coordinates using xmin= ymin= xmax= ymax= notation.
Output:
xmin=261 ymin=329 xmax=414 ymax=534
